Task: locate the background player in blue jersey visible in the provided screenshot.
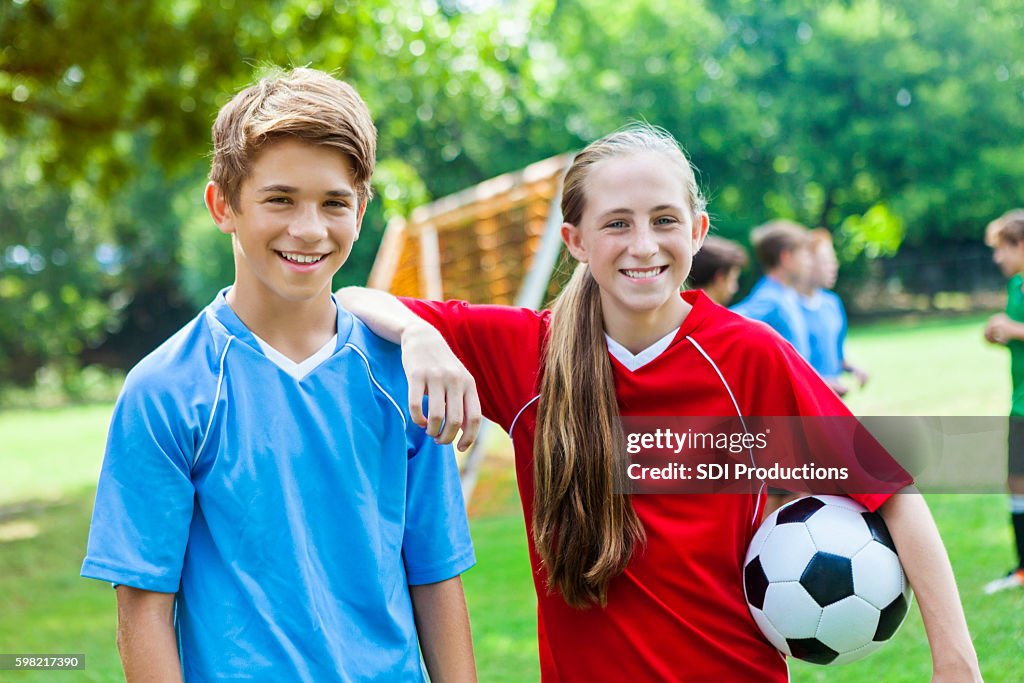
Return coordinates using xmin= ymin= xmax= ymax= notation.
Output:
xmin=731 ymin=219 xmax=815 ymax=360
xmin=81 ymin=68 xmax=477 ymax=682
xmin=800 ymin=229 xmax=868 ymax=397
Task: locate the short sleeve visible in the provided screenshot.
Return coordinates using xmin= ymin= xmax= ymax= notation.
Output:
xmin=749 ymin=335 xmax=912 ymax=511
xmin=399 ymin=298 xmax=546 ymax=430
xmin=81 ymin=372 xmax=196 ymax=593
xmin=401 ymin=428 xmax=475 ymax=585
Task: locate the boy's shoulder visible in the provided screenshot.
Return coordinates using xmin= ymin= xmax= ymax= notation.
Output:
xmin=342 ymin=314 xmax=408 ymax=390
xmin=732 ymin=278 xmax=784 ymax=313
xmin=121 ymin=306 xmax=229 ymax=402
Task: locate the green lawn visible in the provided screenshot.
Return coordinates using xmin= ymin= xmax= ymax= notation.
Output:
xmin=843 ymin=312 xmax=1008 ymax=416
xmin=0 ymin=313 xmax=1020 ymax=681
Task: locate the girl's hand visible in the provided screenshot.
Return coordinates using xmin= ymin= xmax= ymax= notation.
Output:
xmin=401 ymin=321 xmax=482 ymax=451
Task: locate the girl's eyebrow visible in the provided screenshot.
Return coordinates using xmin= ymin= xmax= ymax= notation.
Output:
xmin=599 ymin=207 xmax=633 ymax=218
xmin=598 ymin=204 xmax=684 ymax=219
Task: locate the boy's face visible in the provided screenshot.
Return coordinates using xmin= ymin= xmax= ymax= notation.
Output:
xmin=993 ymin=237 xmax=1024 ymax=278
xmin=205 ymin=138 xmax=365 ymax=308
xmin=780 ymin=244 xmax=814 ymax=289
xmin=812 ymin=242 xmax=839 ymax=289
xmin=707 ymin=266 xmax=741 ymax=305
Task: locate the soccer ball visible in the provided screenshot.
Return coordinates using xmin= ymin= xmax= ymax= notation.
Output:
xmin=743 ymin=495 xmax=913 ymax=665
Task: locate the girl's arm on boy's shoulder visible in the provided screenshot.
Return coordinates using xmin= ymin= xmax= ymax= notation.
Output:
xmin=878 ymin=492 xmax=983 ymax=682
xmin=115 ymin=586 xmax=183 ymax=683
xmin=337 ymin=287 xmax=480 ymax=450
xmin=409 ymin=577 xmax=477 ymax=683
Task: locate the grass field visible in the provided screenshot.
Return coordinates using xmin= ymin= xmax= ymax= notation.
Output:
xmin=1 ymin=313 xmax=1021 ymax=681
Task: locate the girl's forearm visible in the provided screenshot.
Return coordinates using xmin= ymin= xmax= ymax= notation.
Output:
xmin=878 ymin=492 xmax=981 ymax=680
xmin=336 ymin=286 xmax=430 ymax=343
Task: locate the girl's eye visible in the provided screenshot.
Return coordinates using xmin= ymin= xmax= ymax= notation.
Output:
xmin=606 ymin=220 xmax=628 ymax=229
xmin=268 ymin=197 xmax=291 ymax=204
xmin=656 ymin=216 xmax=679 ymax=225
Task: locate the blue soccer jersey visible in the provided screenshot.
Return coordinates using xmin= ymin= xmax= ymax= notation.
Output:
xmin=82 ymin=290 xmax=475 ymax=681
xmin=802 ymin=288 xmax=847 ymax=380
xmin=731 ymin=276 xmax=812 ymax=360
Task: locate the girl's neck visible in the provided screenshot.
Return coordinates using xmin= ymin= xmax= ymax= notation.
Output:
xmin=601 ymin=293 xmax=690 ymax=355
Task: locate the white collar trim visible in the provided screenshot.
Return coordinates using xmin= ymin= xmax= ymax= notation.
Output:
xmin=252 ymin=332 xmax=337 ymax=380
xmin=605 ymin=326 xmax=679 ymax=372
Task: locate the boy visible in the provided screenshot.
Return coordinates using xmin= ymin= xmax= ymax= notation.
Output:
xmin=983 ymin=209 xmax=1024 ymax=593
xmin=81 ymin=68 xmax=476 ymax=681
xmin=798 ymin=229 xmax=868 ymax=397
xmin=730 ymin=220 xmax=815 ymax=360
xmin=686 ymin=234 xmax=748 ymax=305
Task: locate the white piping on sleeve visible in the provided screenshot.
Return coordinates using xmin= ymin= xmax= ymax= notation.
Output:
xmin=194 ymin=336 xmax=235 ymax=469
xmin=344 ymin=342 xmax=407 ymax=430
xmin=685 ymin=335 xmax=766 ymax=526
xmin=509 ymin=395 xmax=540 ymax=438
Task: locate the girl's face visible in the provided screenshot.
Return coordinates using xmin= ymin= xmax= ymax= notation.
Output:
xmin=561 ymin=152 xmax=709 ymax=335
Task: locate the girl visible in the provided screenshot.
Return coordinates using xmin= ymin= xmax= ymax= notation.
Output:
xmin=339 ymin=125 xmax=980 ymax=681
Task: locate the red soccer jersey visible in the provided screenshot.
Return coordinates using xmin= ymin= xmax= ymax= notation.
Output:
xmin=403 ymin=290 xmax=907 ymax=682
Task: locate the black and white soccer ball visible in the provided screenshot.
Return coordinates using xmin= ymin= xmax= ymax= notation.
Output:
xmin=743 ymin=495 xmax=913 ymax=665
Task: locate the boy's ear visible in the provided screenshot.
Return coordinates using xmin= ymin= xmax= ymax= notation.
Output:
xmin=205 ymin=182 xmax=235 ymax=235
xmin=777 ymin=247 xmax=794 ymax=270
xmin=353 ymin=199 xmax=368 ymax=240
xmin=561 ymin=222 xmax=588 ymax=263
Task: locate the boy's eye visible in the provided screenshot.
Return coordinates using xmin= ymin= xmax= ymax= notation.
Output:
xmin=656 ymin=216 xmax=679 ymax=225
xmin=324 ymin=200 xmax=348 ymax=209
xmin=606 ymin=219 xmax=628 ymax=229
xmin=268 ymin=197 xmax=291 ymax=204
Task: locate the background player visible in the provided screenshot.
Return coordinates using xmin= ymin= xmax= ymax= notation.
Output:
xmin=339 ymin=124 xmax=981 ymax=681
xmin=731 ymin=220 xmax=815 ymax=360
xmin=983 ymin=209 xmax=1024 ymax=594
xmin=800 ymin=229 xmax=868 ymax=397
xmin=686 ymin=234 xmax=748 ymax=305
xmin=81 ymin=68 xmax=476 ymax=681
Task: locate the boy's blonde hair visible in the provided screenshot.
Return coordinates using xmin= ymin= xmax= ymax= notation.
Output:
xmin=210 ymin=67 xmax=377 ymax=211
xmin=985 ymin=209 xmax=1024 ymax=247
xmin=750 ymin=219 xmax=811 ymax=269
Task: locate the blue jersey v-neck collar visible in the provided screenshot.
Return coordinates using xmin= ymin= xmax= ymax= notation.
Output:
xmin=208 ymin=288 xmax=354 ymax=369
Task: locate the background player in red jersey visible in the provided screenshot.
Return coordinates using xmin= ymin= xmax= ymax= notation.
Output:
xmin=339 ymin=124 xmax=981 ymax=682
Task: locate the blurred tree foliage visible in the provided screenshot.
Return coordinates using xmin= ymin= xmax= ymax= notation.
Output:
xmin=1 ymin=0 xmax=1023 ymax=387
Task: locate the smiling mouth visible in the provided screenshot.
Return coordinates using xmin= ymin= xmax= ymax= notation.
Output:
xmin=277 ymin=251 xmax=327 ymax=265
xmin=621 ymin=266 xmax=668 ymax=280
